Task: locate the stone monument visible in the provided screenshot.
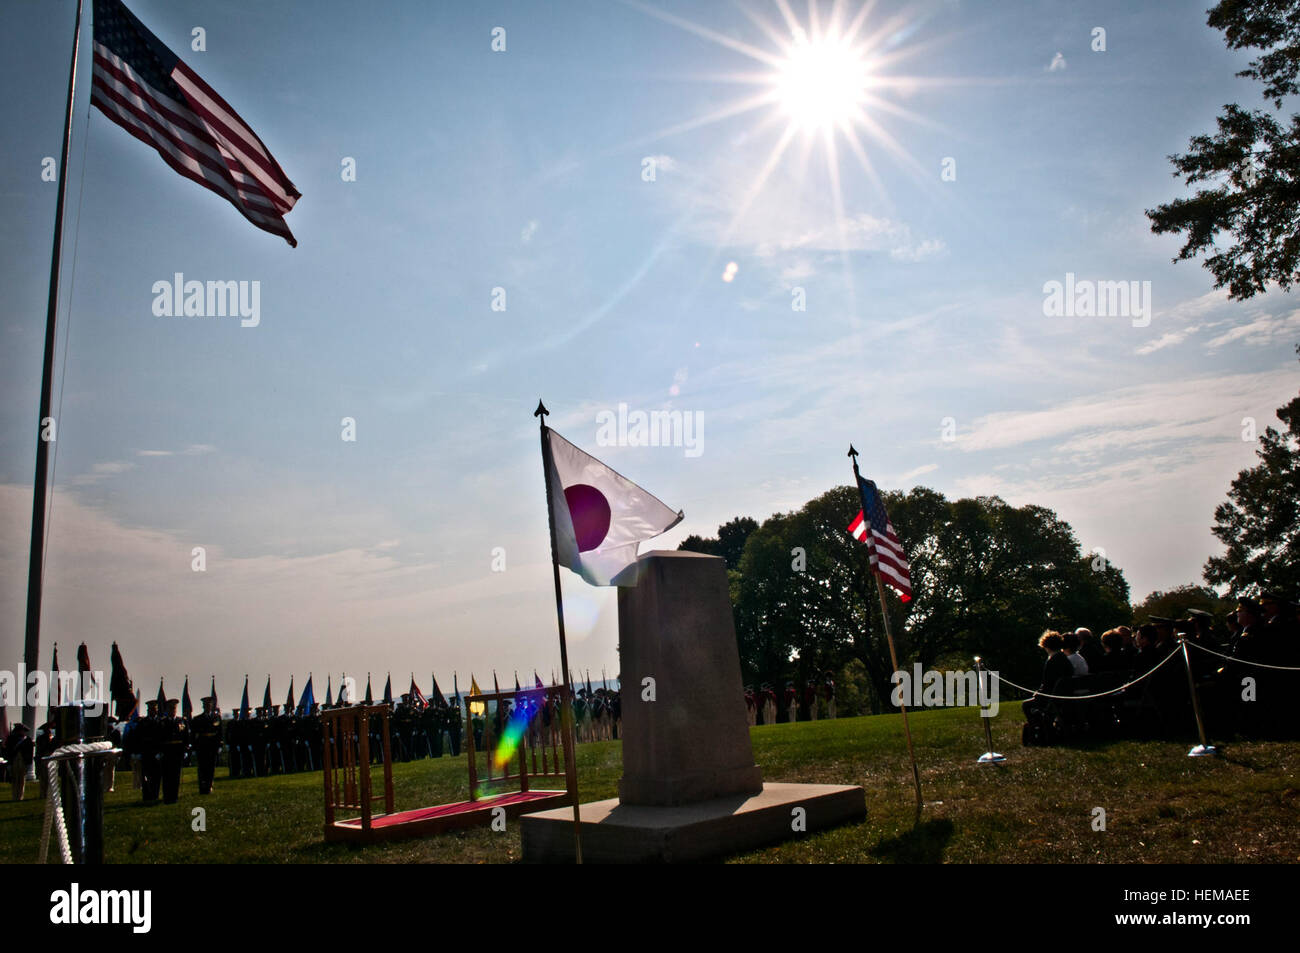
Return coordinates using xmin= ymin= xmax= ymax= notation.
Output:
xmin=521 ymin=550 xmax=865 ymax=862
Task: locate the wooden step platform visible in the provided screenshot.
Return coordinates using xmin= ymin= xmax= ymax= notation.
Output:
xmin=325 ymin=789 xmax=570 ymax=843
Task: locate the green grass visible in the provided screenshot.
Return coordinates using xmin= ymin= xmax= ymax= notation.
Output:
xmin=3 ymin=704 xmax=1297 ymax=863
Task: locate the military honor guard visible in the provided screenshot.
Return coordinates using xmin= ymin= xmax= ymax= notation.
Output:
xmin=192 ymin=696 xmax=222 ymax=795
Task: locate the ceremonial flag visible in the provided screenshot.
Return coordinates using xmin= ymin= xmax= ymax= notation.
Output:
xmin=89 ymin=0 xmax=301 ymax=245
xmin=469 ymin=676 xmax=484 ymax=717
xmin=210 ymin=676 xmax=218 ymax=712
xmin=298 ymin=676 xmax=314 ymax=716
xmin=109 ymin=642 xmax=134 ymax=721
xmin=285 ymin=678 xmax=295 ymax=711
xmin=848 ymin=476 xmax=913 ymax=602
xmin=535 ymin=673 xmax=545 ymax=690
xmin=51 ymin=644 xmax=61 ymax=709
xmin=324 ymin=675 xmax=333 ymax=708
xmin=238 ymin=678 xmax=250 ymax=720
xmin=181 ymin=677 xmax=192 ymax=718
xmin=408 ymin=676 xmax=427 ymax=709
xmin=430 ymin=673 xmax=447 ymax=707
xmin=383 ymin=674 xmax=392 ymax=705
xmin=542 ymin=427 xmax=683 ymax=586
xmin=261 ymin=677 xmax=272 ymax=711
xmin=156 ymin=677 xmax=166 ymax=708
xmin=364 ymin=675 xmax=373 ymax=705
xmin=76 ymin=642 xmax=92 ymax=704
xmin=127 ymin=689 xmax=140 ymax=723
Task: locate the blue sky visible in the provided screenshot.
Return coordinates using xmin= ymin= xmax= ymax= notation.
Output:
xmin=3 ymin=0 xmax=1298 ymax=715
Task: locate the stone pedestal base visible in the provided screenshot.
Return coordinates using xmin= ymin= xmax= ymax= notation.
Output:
xmin=520 ymin=782 xmax=865 ymax=863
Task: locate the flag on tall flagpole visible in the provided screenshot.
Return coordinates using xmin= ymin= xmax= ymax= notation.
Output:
xmin=110 ymin=643 xmax=134 ymax=721
xmin=542 ymin=426 xmax=682 ymax=586
xmin=298 ymin=676 xmax=314 ymax=715
xmin=408 ymin=676 xmax=427 ymax=709
xmin=285 ymin=678 xmax=294 ymax=711
xmin=324 ymin=675 xmax=333 ymax=708
xmin=848 ymin=476 xmax=913 ymax=602
xmin=261 ymin=677 xmax=272 ymax=711
xmin=181 ymin=676 xmax=192 ymax=718
xmin=89 ymin=0 xmax=301 ymax=245
xmin=238 ymin=677 xmax=250 ymax=720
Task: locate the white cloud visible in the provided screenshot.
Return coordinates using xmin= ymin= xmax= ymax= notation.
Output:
xmin=1136 ymin=326 xmax=1199 ymax=355
xmin=960 ymin=368 xmax=1296 ymax=455
xmin=898 ymin=463 xmax=939 ymax=482
xmin=1204 ymin=309 xmax=1300 ymax=351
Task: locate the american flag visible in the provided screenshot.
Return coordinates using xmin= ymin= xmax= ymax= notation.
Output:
xmin=848 ymin=476 xmax=913 ymax=602
xmin=90 ymin=0 xmax=300 ymax=246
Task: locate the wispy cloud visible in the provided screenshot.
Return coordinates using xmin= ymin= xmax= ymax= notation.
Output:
xmin=959 ymin=368 xmax=1296 ymax=455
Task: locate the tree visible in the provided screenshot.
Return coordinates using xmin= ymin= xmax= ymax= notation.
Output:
xmin=1146 ymin=1 xmax=1300 ymax=298
xmin=1132 ymin=584 xmax=1235 ymax=624
xmin=717 ymin=486 xmax=1131 ymax=712
xmin=1204 ymin=391 xmax=1300 ymax=594
xmin=677 ymin=516 xmax=758 ymax=570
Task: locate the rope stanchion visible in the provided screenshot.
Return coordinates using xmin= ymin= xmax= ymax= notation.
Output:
xmin=37 ymin=741 xmax=116 ymax=865
xmin=973 ymin=657 xmax=1005 ymax=764
xmin=1180 ymin=640 xmax=1217 ymax=758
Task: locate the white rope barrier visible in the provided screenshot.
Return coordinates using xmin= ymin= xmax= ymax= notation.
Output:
xmin=1184 ymin=639 xmax=1300 ymax=671
xmin=992 ymin=646 xmax=1184 ymax=701
xmin=37 ymin=741 xmax=116 ymax=865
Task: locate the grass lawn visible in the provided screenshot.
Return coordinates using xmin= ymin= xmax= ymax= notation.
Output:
xmin=3 ymin=703 xmax=1297 ymax=863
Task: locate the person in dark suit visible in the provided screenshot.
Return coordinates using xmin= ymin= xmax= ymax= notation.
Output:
xmin=192 ymin=696 xmax=222 ymax=794
xmin=1023 ymin=630 xmax=1074 ymax=722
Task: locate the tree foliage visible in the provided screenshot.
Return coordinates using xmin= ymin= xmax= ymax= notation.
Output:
xmin=1204 ymin=391 xmax=1300 ymax=594
xmin=702 ymin=486 xmax=1131 ymax=712
xmin=1146 ymin=0 xmax=1300 ymax=298
xmin=1132 ymin=584 xmax=1235 ymax=624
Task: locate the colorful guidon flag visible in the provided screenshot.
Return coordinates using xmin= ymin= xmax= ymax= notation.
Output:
xmin=89 ymin=0 xmax=301 ymax=245
xmin=543 ymin=427 xmax=683 ymax=586
xmin=848 ymin=476 xmax=913 ymax=603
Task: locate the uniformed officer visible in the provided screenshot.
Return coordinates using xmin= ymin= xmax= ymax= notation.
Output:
xmin=160 ymin=698 xmax=189 ymax=804
xmin=447 ymin=702 xmax=463 ymax=756
xmin=192 ymin=696 xmax=222 ymax=794
xmin=140 ymin=699 xmax=162 ymax=803
xmin=225 ymin=714 xmax=242 ymax=779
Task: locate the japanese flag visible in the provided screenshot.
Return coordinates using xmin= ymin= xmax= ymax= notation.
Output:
xmin=544 ymin=428 xmax=683 ymax=586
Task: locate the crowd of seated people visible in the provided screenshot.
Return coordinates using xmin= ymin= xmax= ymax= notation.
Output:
xmin=1021 ymin=593 xmax=1300 ymax=745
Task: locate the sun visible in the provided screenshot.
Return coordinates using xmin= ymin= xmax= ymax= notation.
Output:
xmin=774 ymin=31 xmax=872 ymax=132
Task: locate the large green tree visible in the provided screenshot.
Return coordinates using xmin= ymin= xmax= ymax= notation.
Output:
xmin=1132 ymin=584 xmax=1235 ymax=624
xmin=1204 ymin=391 xmax=1300 ymax=594
xmin=713 ymin=486 xmax=1131 ymax=712
xmin=1146 ymin=0 xmax=1300 ymax=297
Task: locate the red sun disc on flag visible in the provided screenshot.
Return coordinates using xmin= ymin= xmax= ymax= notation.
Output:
xmin=564 ymin=484 xmax=611 ymax=552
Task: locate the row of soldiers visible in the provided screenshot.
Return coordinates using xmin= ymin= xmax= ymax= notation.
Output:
xmin=745 ymin=674 xmax=836 ymax=726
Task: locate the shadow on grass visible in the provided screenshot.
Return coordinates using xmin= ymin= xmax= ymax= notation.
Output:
xmin=869 ymin=818 xmax=954 ymax=864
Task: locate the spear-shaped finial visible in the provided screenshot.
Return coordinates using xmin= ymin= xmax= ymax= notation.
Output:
xmin=534 ymin=399 xmax=549 ymax=421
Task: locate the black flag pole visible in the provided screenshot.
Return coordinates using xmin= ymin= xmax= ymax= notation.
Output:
xmin=536 ymin=399 xmax=584 ymax=863
xmin=22 ymin=0 xmax=83 ymax=734
xmin=849 ymin=445 xmax=923 ymax=815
